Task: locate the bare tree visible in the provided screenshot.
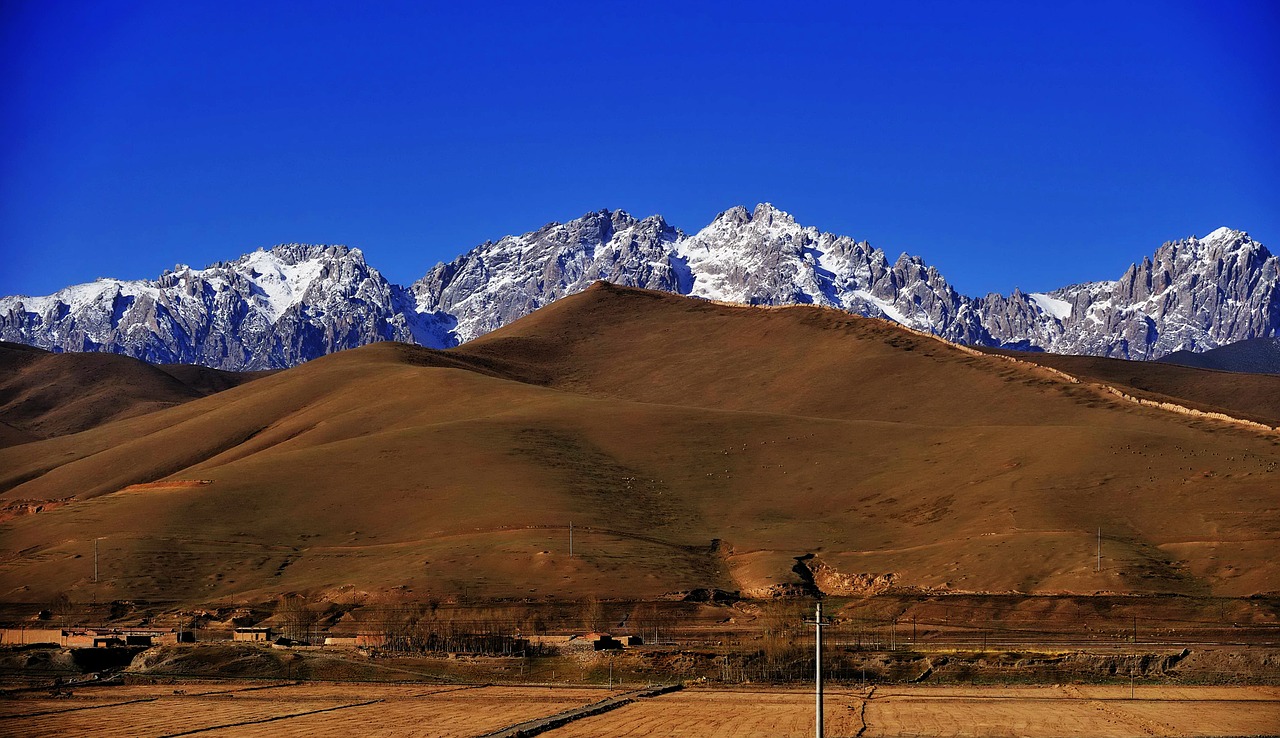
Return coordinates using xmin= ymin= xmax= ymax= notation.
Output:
xmin=582 ymin=596 xmax=606 ymax=632
xmin=48 ymin=592 xmax=74 ymax=623
xmin=758 ymin=600 xmax=806 ymax=679
xmin=275 ymin=595 xmax=317 ymax=643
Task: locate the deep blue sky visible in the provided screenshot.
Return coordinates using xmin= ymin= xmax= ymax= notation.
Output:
xmin=2 ymin=0 xmax=1276 ymax=298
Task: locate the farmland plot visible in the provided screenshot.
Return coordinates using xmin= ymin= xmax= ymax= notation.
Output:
xmin=862 ymin=685 xmax=1280 ymax=738
xmin=0 ymin=683 xmax=608 ymax=738
xmin=3 ymin=682 xmax=1276 ymax=737
xmin=1 ymin=694 xmax=320 ymax=738
xmin=195 ymin=685 xmax=610 ymax=738
xmin=551 ymin=688 xmax=864 ymax=737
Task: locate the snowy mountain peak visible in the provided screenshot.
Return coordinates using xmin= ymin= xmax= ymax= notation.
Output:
xmin=751 ymin=202 xmax=795 ymax=225
xmin=2 ymin=209 xmax=1275 ymax=369
xmin=984 ymin=224 xmax=1278 ymax=359
xmin=0 ymin=241 xmax=427 ymax=369
xmin=1146 ymin=229 xmax=1269 ymax=276
xmin=712 ymin=205 xmax=753 ymax=226
xmin=1201 ymin=226 xmax=1246 ymax=244
xmin=708 ymin=202 xmax=797 ymax=229
xmin=409 ymin=207 xmax=688 ymax=343
xmin=266 ymin=242 xmax=359 ymax=263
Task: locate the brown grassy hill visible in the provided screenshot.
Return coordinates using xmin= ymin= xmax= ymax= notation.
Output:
xmin=157 ymin=362 xmax=274 ymax=396
xmin=0 ymin=341 xmax=267 ymax=446
xmin=1 ymin=284 xmax=1277 ymax=607
xmin=978 ymin=346 xmax=1280 ymax=427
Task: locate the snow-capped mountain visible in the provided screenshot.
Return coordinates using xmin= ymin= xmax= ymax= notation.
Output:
xmin=411 ymin=209 xmax=687 ymax=342
xmin=2 ymin=205 xmax=1275 ymax=369
xmin=414 ymin=203 xmax=992 ymax=345
xmin=415 ymin=205 xmax=1278 ymax=358
xmin=997 ymin=227 xmax=1279 ymax=359
xmin=0 ymin=244 xmax=452 ymax=370
xmin=670 ymin=204 xmax=990 ymax=345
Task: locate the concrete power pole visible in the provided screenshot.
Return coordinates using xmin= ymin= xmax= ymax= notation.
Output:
xmin=1097 ymin=528 xmax=1101 ymax=572
xmin=805 ymin=601 xmax=830 ymax=738
xmin=569 ymin=522 xmax=574 ymax=558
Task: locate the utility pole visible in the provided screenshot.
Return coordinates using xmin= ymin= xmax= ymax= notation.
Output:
xmin=94 ymin=538 xmax=99 ymax=583
xmin=816 ymin=603 xmax=824 ymax=738
xmin=1097 ymin=528 xmax=1101 ymax=572
xmin=805 ymin=601 xmax=830 ymax=738
xmin=569 ymin=522 xmax=573 ymax=558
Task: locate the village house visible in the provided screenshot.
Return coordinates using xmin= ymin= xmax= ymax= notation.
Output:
xmin=0 ymin=627 xmax=180 ymax=648
xmin=232 ymin=627 xmax=272 ymax=642
xmin=581 ymin=632 xmax=624 ymax=650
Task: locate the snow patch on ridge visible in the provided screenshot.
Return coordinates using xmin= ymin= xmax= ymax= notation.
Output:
xmin=1029 ymin=293 xmax=1072 ymax=321
xmin=233 ymin=249 xmax=328 ymax=322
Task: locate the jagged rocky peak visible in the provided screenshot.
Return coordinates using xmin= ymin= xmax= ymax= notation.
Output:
xmin=745 ymin=201 xmax=796 ymax=226
xmin=706 ymin=202 xmax=797 ymax=229
xmin=2 ymin=212 xmax=1274 ymax=370
xmin=1189 ymin=226 xmax=1253 ymax=250
xmin=259 ymin=242 xmax=359 ymax=262
xmin=197 ymin=243 xmax=361 ymax=274
xmin=1006 ymin=227 xmax=1278 ymax=359
xmin=409 ymin=207 xmax=687 ymax=343
xmin=1145 ymin=228 xmax=1263 ymax=275
xmin=410 ymin=212 xmax=1275 ymax=359
xmin=0 ymin=242 xmax=441 ymax=370
xmin=712 ymin=204 xmax=751 ymax=226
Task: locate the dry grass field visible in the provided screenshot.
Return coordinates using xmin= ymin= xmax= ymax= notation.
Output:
xmin=0 ymin=340 xmax=266 ymax=447
xmin=0 ymin=683 xmax=608 ymax=738
xmin=859 ymin=685 xmax=1280 ymax=738
xmin=551 ymin=688 xmax=865 ymax=737
xmin=552 ymin=685 xmax=1280 ymax=737
xmin=1 ymin=683 xmax=1275 ymax=737
xmin=2 ymin=284 xmax=1280 ymax=606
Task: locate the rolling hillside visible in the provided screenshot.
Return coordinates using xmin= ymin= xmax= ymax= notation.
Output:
xmin=0 ymin=341 xmax=268 ymax=446
xmin=1 ymin=284 xmax=1277 ymax=607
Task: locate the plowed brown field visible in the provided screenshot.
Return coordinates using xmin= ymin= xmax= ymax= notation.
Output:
xmin=2 ymin=683 xmax=1275 ymax=737
xmin=0 ymin=683 xmax=606 ymax=738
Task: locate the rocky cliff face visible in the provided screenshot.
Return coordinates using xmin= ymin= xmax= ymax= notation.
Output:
xmin=414 ymin=205 xmax=1277 ymax=358
xmin=674 ymin=204 xmax=991 ymax=345
xmin=0 ymin=244 xmax=453 ymax=370
xmin=2 ymin=207 xmax=1275 ymax=369
xmin=975 ymin=227 xmax=1278 ymax=358
xmin=411 ymin=209 xmax=685 ymax=343
xmin=414 ymin=204 xmax=997 ymax=346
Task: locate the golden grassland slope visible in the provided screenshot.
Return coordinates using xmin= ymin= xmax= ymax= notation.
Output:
xmin=0 ymin=341 xmax=267 ymax=446
xmin=1 ymin=284 xmax=1277 ymax=606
